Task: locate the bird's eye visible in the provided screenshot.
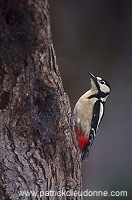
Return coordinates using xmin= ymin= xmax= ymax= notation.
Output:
xmin=100 ymin=80 xmax=105 ymax=84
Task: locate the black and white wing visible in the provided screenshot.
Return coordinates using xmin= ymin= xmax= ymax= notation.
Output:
xmin=82 ymin=100 xmax=105 ymax=160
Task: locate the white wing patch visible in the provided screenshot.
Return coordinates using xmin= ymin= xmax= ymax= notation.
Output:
xmin=97 ymin=102 xmax=104 ymax=129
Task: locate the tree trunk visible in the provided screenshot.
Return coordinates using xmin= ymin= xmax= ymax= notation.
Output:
xmin=0 ymin=0 xmax=82 ymax=200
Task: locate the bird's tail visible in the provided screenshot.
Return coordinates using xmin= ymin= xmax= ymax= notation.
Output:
xmin=81 ymin=144 xmax=90 ymax=161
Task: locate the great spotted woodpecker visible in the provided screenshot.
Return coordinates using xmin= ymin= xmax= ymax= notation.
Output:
xmin=74 ymin=72 xmax=111 ymax=160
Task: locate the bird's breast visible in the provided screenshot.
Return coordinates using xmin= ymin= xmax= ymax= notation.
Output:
xmin=74 ymin=94 xmax=98 ymax=136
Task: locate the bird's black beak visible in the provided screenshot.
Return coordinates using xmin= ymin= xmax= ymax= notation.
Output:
xmin=88 ymin=72 xmax=96 ymax=83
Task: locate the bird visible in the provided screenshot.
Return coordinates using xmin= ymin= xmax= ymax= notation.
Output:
xmin=74 ymin=72 xmax=111 ymax=160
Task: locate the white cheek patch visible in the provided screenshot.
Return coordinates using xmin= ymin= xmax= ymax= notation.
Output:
xmin=99 ymin=84 xmax=110 ymax=93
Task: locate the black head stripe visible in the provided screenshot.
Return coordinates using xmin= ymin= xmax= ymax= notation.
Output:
xmin=87 ymin=92 xmax=109 ymax=100
xmin=99 ymin=92 xmax=110 ymax=98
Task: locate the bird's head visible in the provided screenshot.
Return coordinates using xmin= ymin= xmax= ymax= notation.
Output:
xmin=88 ymin=72 xmax=111 ymax=101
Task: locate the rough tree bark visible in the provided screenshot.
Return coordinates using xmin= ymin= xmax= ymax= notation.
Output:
xmin=0 ymin=0 xmax=82 ymax=200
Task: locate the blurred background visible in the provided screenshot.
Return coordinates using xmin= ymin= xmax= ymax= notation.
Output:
xmin=49 ymin=0 xmax=132 ymax=199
